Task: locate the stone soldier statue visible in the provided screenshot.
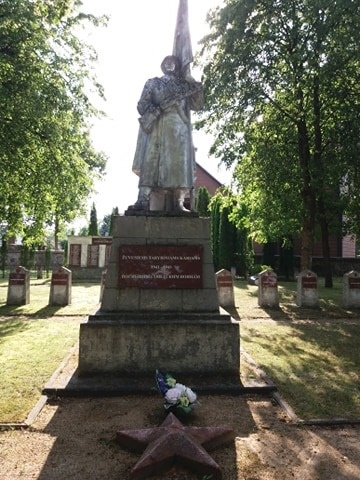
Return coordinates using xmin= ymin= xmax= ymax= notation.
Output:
xmin=129 ymin=0 xmax=203 ymax=213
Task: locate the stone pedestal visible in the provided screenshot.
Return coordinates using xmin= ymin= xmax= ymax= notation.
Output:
xmin=79 ymin=215 xmax=240 ymax=377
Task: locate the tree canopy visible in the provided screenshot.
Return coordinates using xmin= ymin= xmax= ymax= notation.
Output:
xmin=0 ymin=0 xmax=107 ymax=245
xmin=197 ymin=0 xmax=360 ymax=280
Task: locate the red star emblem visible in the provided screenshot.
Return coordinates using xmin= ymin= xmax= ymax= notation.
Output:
xmin=116 ymin=412 xmax=235 ymax=479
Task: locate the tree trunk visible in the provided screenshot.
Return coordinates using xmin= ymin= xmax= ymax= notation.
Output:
xmin=312 ymin=74 xmax=332 ymax=287
xmin=300 ymin=210 xmax=315 ymax=271
xmin=296 ymin=92 xmax=316 ymax=271
xmin=54 ymin=216 xmax=59 ymax=251
xmin=318 ymin=199 xmax=333 ymax=287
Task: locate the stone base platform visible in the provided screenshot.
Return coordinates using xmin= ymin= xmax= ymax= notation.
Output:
xmin=78 ymin=215 xmax=241 ymax=378
xmin=43 ymin=343 xmax=276 ymax=397
xmin=79 ymin=311 xmax=240 ymax=376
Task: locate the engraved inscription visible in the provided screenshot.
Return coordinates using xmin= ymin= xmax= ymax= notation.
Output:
xmin=118 ymin=245 xmax=203 ymax=289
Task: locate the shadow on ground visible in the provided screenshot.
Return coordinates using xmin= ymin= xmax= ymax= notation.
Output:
xmin=35 ymin=395 xmax=257 ymax=480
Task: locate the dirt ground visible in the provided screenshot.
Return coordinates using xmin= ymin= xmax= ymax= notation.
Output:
xmin=0 ymin=392 xmax=359 ymax=480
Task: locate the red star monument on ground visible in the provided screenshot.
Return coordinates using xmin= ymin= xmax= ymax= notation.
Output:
xmin=116 ymin=412 xmax=235 ymax=479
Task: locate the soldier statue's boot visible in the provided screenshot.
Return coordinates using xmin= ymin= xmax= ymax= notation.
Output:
xmin=174 ymin=189 xmax=190 ymax=212
xmin=128 ymin=187 xmax=151 ymax=211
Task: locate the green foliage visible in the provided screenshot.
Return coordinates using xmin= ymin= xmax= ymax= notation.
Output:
xmin=19 ymin=244 xmax=35 ymax=270
xmin=99 ymin=214 xmax=111 ymax=236
xmin=78 ymin=225 xmax=88 ymax=236
xmin=218 ymin=205 xmax=237 ymax=270
xmin=88 ymin=202 xmax=98 ymax=236
xmin=196 ymin=186 xmax=211 ymax=217
xmin=198 ymin=0 xmax=360 ymax=271
xmin=209 ymin=189 xmax=253 ymax=275
xmin=0 ymin=0 xmax=108 ymax=244
xmin=110 ymin=206 xmax=119 ymax=235
xmin=210 ymin=194 xmax=221 ymax=270
xmin=100 ymin=206 xmax=119 ymax=236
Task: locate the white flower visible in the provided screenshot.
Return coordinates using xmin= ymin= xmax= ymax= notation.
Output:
xmin=175 ymin=383 xmax=186 ymax=392
xmin=165 ymin=383 xmax=197 ymax=406
xmin=184 ymin=387 xmax=197 ymax=404
xmin=165 ymin=385 xmax=184 ymax=404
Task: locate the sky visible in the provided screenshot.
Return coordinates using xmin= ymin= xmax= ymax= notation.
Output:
xmin=76 ymin=0 xmax=229 ymax=226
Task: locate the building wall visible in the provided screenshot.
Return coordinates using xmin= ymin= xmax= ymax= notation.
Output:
xmin=342 ymin=235 xmax=356 ymax=257
xmin=194 ymin=163 xmax=222 ymax=196
xmin=67 ymin=236 xmax=112 ymax=279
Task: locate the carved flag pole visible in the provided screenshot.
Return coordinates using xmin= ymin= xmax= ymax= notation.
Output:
xmin=172 ymin=0 xmax=193 ymax=79
xmin=172 ymin=0 xmax=197 ymax=209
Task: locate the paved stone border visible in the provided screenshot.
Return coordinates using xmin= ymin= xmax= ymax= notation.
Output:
xmin=0 ymin=395 xmax=48 ymax=431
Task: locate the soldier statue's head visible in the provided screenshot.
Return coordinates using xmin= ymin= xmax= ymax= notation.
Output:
xmin=161 ymin=55 xmax=181 ymax=76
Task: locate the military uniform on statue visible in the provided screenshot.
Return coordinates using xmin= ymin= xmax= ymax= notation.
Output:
xmin=128 ymin=54 xmax=203 ymax=213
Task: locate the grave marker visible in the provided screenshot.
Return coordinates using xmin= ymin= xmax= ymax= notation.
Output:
xmin=216 ymin=269 xmax=235 ymax=308
xmin=343 ymin=270 xmax=360 ymax=309
xmin=6 ymin=266 xmax=30 ymax=305
xmin=258 ymin=269 xmax=279 ymax=308
xmin=49 ymin=266 xmax=72 ymax=306
xmin=297 ymin=270 xmax=319 ymax=308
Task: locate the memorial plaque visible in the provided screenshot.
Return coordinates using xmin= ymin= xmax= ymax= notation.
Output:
xmin=92 ymin=237 xmax=113 ymax=245
xmin=69 ymin=244 xmax=81 ymax=267
xmin=302 ymin=276 xmax=317 ymax=289
xmin=87 ymin=244 xmax=99 ymax=267
xmin=349 ymin=277 xmax=360 ymax=289
xmin=217 ymin=278 xmax=233 ymax=287
xmin=119 ymin=245 xmax=203 ymax=289
xmin=51 ymin=273 xmax=68 ymax=286
xmin=105 ymin=245 xmax=111 ymax=265
xmin=216 ymin=272 xmax=233 ymax=288
xmin=261 ymin=272 xmax=277 ymax=287
xmin=9 ymin=271 xmax=25 ymax=285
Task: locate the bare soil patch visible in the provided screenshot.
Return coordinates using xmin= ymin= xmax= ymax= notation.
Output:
xmin=0 ymin=394 xmax=359 ymax=480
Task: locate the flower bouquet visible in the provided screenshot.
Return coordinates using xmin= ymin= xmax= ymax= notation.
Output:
xmin=155 ymin=370 xmax=199 ymax=414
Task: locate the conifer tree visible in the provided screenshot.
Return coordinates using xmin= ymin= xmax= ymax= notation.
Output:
xmin=196 ymin=187 xmax=211 ymax=217
xmin=109 ymin=207 xmax=119 ymax=235
xmin=210 ymin=195 xmax=221 ymax=271
xmin=88 ymin=203 xmax=98 ymax=236
xmin=218 ymin=205 xmax=236 ymax=271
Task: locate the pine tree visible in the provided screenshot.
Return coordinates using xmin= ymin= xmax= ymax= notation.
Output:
xmin=110 ymin=207 xmax=119 ymax=235
xmin=196 ymin=187 xmax=211 ymax=217
xmin=88 ymin=203 xmax=98 ymax=236
xmin=210 ymin=196 xmax=221 ymax=271
xmin=218 ymin=206 xmax=236 ymax=271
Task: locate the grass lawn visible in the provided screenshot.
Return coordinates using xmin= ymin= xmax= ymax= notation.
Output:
xmin=0 ymin=279 xmax=100 ymax=423
xmin=234 ymin=279 xmax=360 ymax=421
xmin=0 ymin=317 xmax=82 ymax=422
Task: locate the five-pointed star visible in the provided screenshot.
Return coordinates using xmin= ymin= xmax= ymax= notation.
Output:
xmin=116 ymin=412 xmax=235 ymax=480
